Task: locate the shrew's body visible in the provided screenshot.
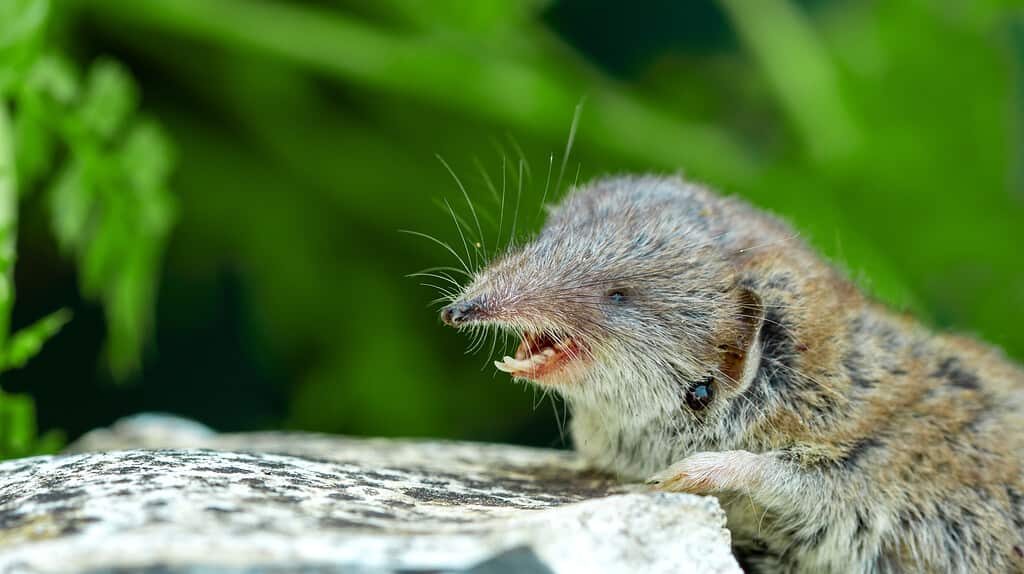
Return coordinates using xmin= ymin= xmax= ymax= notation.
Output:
xmin=440 ymin=176 xmax=1024 ymax=573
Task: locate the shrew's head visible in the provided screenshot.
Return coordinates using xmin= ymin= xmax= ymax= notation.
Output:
xmin=441 ymin=176 xmax=768 ymax=420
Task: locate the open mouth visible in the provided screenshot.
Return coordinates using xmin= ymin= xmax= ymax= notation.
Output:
xmin=494 ymin=331 xmax=581 ymax=381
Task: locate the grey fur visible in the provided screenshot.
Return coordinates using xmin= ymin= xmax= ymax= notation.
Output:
xmin=442 ymin=175 xmax=1024 ymax=573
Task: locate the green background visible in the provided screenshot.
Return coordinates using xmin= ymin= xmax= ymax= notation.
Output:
xmin=7 ymin=0 xmax=1024 ymax=449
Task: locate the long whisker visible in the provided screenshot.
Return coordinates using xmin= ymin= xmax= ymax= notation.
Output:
xmin=443 ymin=197 xmax=477 ymax=270
xmin=510 ymin=157 xmax=524 ymax=249
xmin=398 ymin=229 xmax=472 ymax=275
xmin=419 ymin=282 xmax=457 ymax=298
xmin=413 ymin=265 xmax=474 ymax=279
xmin=506 ymin=133 xmax=532 ymax=182
xmin=735 ymin=232 xmax=802 ymax=254
xmin=427 ymin=292 xmax=458 ymax=305
xmin=555 ymin=100 xmax=584 ymax=198
xmin=406 ymin=271 xmax=462 ymax=290
xmin=537 ymin=151 xmax=555 ymax=222
xmin=438 ymin=154 xmax=487 ymax=260
xmin=473 ymin=156 xmax=500 ymax=203
xmin=498 ymin=154 xmax=507 ymax=256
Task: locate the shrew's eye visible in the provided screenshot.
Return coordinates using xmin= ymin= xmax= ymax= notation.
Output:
xmin=685 ymin=377 xmax=715 ymax=411
xmin=606 ymin=288 xmax=629 ymax=304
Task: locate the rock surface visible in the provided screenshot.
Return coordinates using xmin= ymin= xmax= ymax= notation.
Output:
xmin=0 ymin=415 xmax=740 ymax=573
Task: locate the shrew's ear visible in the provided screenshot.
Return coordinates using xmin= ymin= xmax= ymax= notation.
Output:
xmin=717 ymin=287 xmax=764 ymax=389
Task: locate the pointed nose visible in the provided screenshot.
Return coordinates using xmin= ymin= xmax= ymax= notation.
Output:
xmin=440 ymin=300 xmax=480 ymax=326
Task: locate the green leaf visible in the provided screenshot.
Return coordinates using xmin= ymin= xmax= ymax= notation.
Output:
xmin=119 ymin=119 xmax=176 ymax=201
xmin=0 ymin=0 xmax=178 ymax=459
xmin=23 ymin=53 xmax=79 ymax=107
xmin=78 ymin=59 xmax=138 ymax=142
xmin=48 ymin=118 xmax=176 ymax=379
xmin=0 ymin=308 xmax=71 ymax=372
xmin=44 ymin=106 xmax=176 ymax=381
xmin=11 ymin=52 xmax=76 ymax=196
xmin=12 ymin=96 xmax=54 ymax=193
xmin=105 ymin=239 xmax=153 ymax=377
xmin=79 ymin=193 xmax=124 ymax=298
xmin=0 ymin=0 xmax=49 ymax=95
xmin=101 ymin=120 xmax=176 ymax=378
xmin=48 ymin=159 xmax=94 ymax=251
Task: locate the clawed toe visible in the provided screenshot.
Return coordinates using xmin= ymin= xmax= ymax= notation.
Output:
xmin=646 ymin=450 xmax=760 ymax=494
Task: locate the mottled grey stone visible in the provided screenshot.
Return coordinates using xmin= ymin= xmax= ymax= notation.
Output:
xmin=0 ymin=415 xmax=740 ymax=574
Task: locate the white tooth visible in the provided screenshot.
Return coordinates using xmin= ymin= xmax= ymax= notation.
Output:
xmin=530 ymin=354 xmax=547 ymax=365
xmin=494 ymin=360 xmax=516 ymax=373
xmin=542 ymin=348 xmax=556 ymax=357
xmin=503 ymin=355 xmax=515 ymax=363
xmin=495 ymin=356 xmax=536 ymax=372
xmin=510 ymin=358 xmax=533 ymax=369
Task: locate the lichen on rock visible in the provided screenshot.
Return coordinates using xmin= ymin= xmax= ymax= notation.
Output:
xmin=0 ymin=415 xmax=740 ymax=573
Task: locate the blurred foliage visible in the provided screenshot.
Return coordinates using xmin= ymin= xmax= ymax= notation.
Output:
xmin=3 ymin=0 xmax=1024 ymax=450
xmin=0 ymin=0 xmax=175 ymax=458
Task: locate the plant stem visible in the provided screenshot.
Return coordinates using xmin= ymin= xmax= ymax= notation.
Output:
xmin=0 ymin=100 xmax=16 ymax=356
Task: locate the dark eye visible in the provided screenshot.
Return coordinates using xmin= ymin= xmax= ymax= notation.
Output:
xmin=606 ymin=288 xmax=629 ymax=303
xmin=685 ymin=377 xmax=715 ymax=411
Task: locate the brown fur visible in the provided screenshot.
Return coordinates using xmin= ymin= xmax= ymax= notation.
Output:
xmin=441 ymin=175 xmax=1024 ymax=573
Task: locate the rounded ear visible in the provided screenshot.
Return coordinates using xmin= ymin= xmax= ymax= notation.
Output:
xmin=718 ymin=287 xmax=764 ymax=389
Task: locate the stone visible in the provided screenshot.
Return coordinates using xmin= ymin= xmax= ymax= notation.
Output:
xmin=0 ymin=415 xmax=741 ymax=573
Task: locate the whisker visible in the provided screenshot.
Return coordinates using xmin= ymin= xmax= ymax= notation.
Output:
xmin=510 ymin=157 xmax=524 ymax=249
xmin=736 ymin=232 xmax=802 ymax=254
xmin=506 ymin=133 xmax=532 ymax=182
xmin=537 ymin=151 xmax=555 ymax=222
xmin=473 ymin=156 xmax=501 ymax=203
xmin=430 ymin=197 xmax=480 ymax=244
xmin=443 ymin=196 xmax=478 ymax=270
xmin=413 ymin=265 xmax=474 ymax=279
xmin=438 ymin=154 xmax=488 ymax=261
xmin=399 ymin=229 xmax=472 ymax=275
xmin=406 ymin=271 xmax=461 ymax=290
xmin=427 ymin=294 xmax=457 ymax=307
xmin=498 ymin=154 xmax=507 ymax=256
xmin=555 ymin=99 xmax=584 ymax=199
xmin=419 ymin=282 xmax=457 ymax=298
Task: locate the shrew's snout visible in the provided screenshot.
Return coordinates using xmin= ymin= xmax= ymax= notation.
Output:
xmin=440 ymin=299 xmax=484 ymax=327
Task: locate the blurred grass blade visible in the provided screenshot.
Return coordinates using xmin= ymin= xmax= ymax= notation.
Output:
xmin=1 ymin=392 xmax=34 ymax=455
xmin=0 ymin=389 xmax=61 ymax=458
xmin=84 ymin=0 xmax=759 ymax=186
xmin=340 ymin=0 xmax=554 ymax=35
xmin=0 ymin=101 xmax=16 ymax=355
xmin=0 ymin=308 xmax=71 ymax=372
xmin=718 ymin=0 xmax=860 ymax=163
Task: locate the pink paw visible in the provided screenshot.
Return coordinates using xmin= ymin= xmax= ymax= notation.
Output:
xmin=645 ymin=450 xmax=759 ymax=494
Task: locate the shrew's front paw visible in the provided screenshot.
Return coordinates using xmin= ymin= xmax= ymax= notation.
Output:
xmin=646 ymin=450 xmax=763 ymax=494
